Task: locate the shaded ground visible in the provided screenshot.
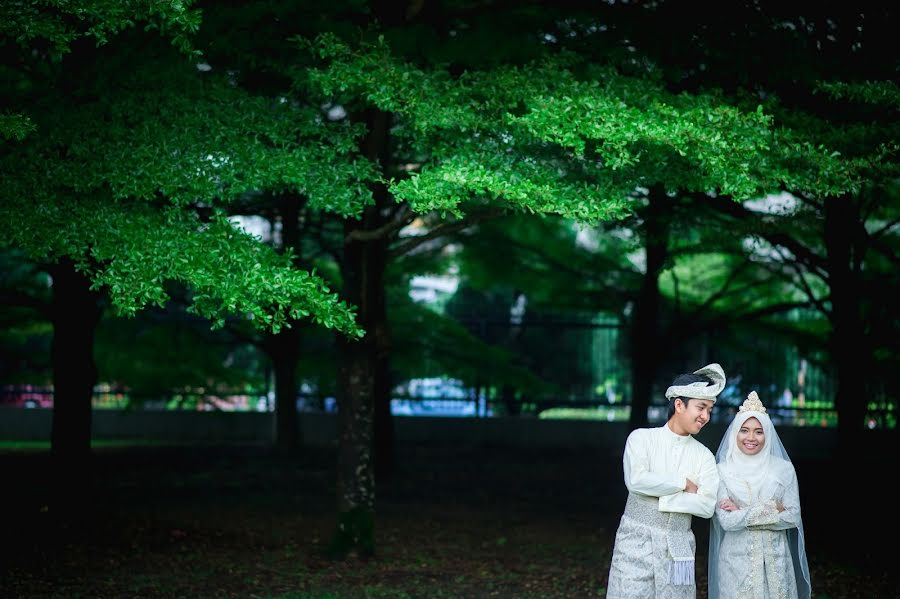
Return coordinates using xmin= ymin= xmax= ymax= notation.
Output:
xmin=0 ymin=441 xmax=895 ymax=598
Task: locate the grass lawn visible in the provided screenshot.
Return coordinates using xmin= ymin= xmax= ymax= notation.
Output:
xmin=0 ymin=442 xmax=894 ymax=598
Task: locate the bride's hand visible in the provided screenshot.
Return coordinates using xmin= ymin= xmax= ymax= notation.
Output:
xmin=719 ymin=498 xmax=739 ymax=512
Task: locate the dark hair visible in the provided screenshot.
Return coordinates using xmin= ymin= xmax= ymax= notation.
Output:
xmin=671 ymin=373 xmax=713 ymax=388
xmin=666 ymin=373 xmax=713 ymax=420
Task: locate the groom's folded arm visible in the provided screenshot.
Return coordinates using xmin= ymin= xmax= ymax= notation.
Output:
xmin=659 ymin=454 xmax=719 ymax=518
xmin=623 ymin=433 xmax=686 ymax=497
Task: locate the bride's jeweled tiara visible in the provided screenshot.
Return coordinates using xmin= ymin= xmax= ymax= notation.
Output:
xmin=738 ymin=390 xmax=767 ymax=413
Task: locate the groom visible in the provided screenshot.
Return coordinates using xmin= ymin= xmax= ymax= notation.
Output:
xmin=605 ymin=363 xmax=724 ymax=598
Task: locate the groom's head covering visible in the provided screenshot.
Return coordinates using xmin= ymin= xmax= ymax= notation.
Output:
xmin=665 ymin=363 xmax=726 ymax=402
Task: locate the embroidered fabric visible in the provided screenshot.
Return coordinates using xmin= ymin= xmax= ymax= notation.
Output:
xmin=664 ymin=363 xmax=726 ymax=400
xmin=607 ymin=493 xmax=697 ymax=598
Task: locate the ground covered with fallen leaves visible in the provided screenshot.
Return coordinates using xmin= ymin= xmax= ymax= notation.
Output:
xmin=0 ymin=441 xmax=895 ymax=598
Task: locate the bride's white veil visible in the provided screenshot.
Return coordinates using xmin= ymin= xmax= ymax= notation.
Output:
xmin=708 ymin=391 xmax=811 ymax=599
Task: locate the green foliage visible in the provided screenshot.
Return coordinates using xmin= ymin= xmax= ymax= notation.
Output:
xmin=0 ymin=1 xmax=202 ymax=141
xmin=15 ymin=60 xmax=375 ymax=213
xmin=0 ymin=113 xmax=36 ymax=141
xmin=0 ymin=55 xmax=373 ymax=335
xmin=539 ymin=406 xmax=629 ymax=421
xmin=0 ymin=251 xmax=51 ymax=383
xmin=0 ymin=0 xmax=202 ymax=59
xmin=95 ymin=309 xmax=265 ymax=397
xmin=0 ymin=195 xmax=362 ymax=335
xmin=306 ymin=34 xmax=864 ymax=222
xmin=390 ymin=289 xmax=548 ymax=394
xmin=3 ymin=1 xmax=892 ymax=362
xmin=815 ymin=80 xmax=900 ymax=109
xmin=457 ymin=215 xmax=639 ymax=312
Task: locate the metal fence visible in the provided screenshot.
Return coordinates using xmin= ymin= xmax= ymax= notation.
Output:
xmin=2 ymin=384 xmax=896 ymax=429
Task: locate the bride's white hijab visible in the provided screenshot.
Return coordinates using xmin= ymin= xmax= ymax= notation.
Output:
xmin=718 ymin=402 xmax=780 ymax=504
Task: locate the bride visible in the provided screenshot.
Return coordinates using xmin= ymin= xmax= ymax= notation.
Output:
xmin=708 ymin=391 xmax=811 ymax=599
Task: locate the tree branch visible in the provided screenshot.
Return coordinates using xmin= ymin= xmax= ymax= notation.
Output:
xmin=870 ymin=216 xmax=900 ymax=241
xmin=760 ymin=231 xmax=830 ymax=278
xmin=345 ymin=204 xmax=415 ymax=243
xmin=221 ymin=320 xmax=263 ymax=350
xmin=687 ymin=257 xmax=753 ymax=319
xmin=687 ymin=191 xmax=830 ymax=275
xmin=670 ymin=269 xmax=682 ymax=318
xmin=773 ymin=246 xmax=830 ymax=316
xmin=309 ymin=212 xmax=344 ymax=266
xmin=389 ymin=208 xmax=506 ymax=258
xmin=866 ymin=238 xmax=900 ymax=268
xmin=665 ymin=299 xmax=823 ymax=352
xmin=732 ymin=300 xmax=823 ymax=322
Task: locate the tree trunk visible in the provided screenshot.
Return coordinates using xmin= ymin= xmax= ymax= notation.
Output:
xmin=331 ymin=221 xmax=387 ymax=558
xmin=333 ymin=332 xmax=376 ymax=557
xmin=629 ymin=188 xmax=669 ymax=430
xmin=48 ymin=258 xmax=102 ymax=466
xmin=266 ymin=325 xmax=302 ymax=455
xmin=331 ymin=107 xmax=392 ymax=558
xmin=373 ymin=315 xmax=394 ymax=478
xmin=824 ymin=195 xmax=867 ymax=455
xmin=500 ymin=384 xmax=520 ymax=416
xmin=267 ymin=194 xmax=304 ymax=455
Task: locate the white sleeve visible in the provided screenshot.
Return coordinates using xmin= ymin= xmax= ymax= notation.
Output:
xmin=716 ymin=468 xmax=802 ymax=532
xmin=750 ymin=468 xmax=801 ymax=531
xmin=717 ymin=500 xmax=780 ymax=531
xmin=623 ymin=430 xmax=686 ymax=497
xmin=659 ymin=448 xmax=719 ymax=518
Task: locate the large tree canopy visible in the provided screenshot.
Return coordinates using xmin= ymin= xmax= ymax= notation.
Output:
xmin=306 ymin=33 xmax=861 ymax=221
xmin=1 ymin=48 xmax=372 ymax=334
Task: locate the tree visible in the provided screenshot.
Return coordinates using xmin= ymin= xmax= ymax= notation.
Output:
xmin=0 ymin=27 xmax=369 ymax=466
xmin=603 ymin=0 xmax=899 ymax=445
xmin=297 ymin=4 xmax=860 ymax=552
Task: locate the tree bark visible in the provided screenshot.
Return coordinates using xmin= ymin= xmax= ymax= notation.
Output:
xmin=331 ymin=218 xmax=388 ymax=558
xmin=629 ymin=188 xmax=669 ymax=430
xmin=824 ymin=195 xmax=867 ymax=455
xmin=372 ymin=312 xmax=394 ymax=478
xmin=266 ymin=325 xmax=302 ymax=455
xmin=331 ymin=107 xmax=392 ymax=558
xmin=266 ymin=194 xmax=304 ymax=455
xmin=47 ymin=258 xmax=102 ymax=466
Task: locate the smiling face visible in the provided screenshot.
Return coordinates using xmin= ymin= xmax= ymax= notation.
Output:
xmin=670 ymin=398 xmax=714 ymax=435
xmin=736 ymin=417 xmax=765 ymax=455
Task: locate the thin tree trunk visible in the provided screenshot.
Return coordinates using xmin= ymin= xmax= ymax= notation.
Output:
xmin=48 ymin=258 xmax=102 ymax=466
xmin=629 ymin=187 xmax=669 ymax=430
xmin=824 ymin=195 xmax=867 ymax=455
xmin=501 ymin=384 xmax=520 ymax=416
xmin=267 ymin=195 xmax=304 ymax=455
xmin=373 ymin=314 xmax=394 ymax=478
xmin=267 ymin=325 xmax=301 ymax=455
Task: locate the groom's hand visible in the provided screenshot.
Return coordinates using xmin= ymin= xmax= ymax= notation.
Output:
xmin=684 ymin=478 xmax=698 ymax=494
